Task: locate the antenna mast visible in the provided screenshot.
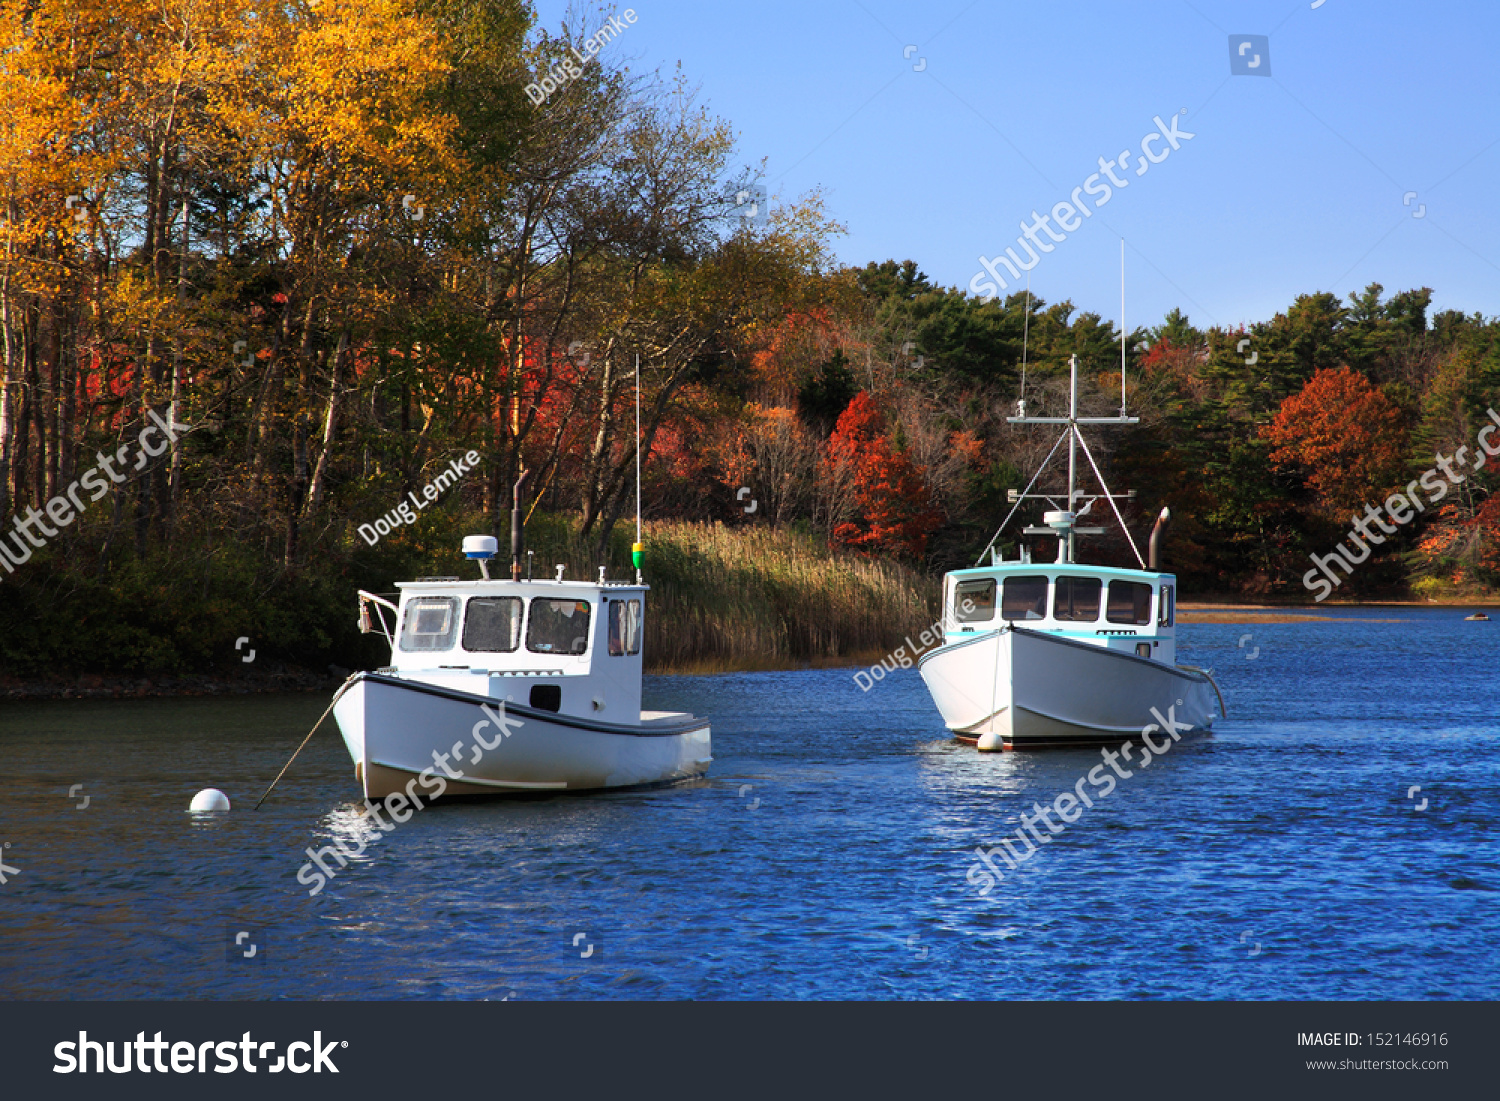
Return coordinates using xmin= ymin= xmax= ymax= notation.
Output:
xmin=632 ymin=353 xmax=644 ymax=583
xmin=1018 ymin=273 xmax=1031 ymax=415
xmin=977 ymin=354 xmax=1143 ymax=567
xmin=1120 ymin=238 xmax=1127 ymax=416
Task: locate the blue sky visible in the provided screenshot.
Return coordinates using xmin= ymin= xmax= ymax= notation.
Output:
xmin=533 ymin=1 xmax=1500 ymax=334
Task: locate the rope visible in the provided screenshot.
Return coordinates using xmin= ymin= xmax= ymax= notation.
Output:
xmin=252 ymin=675 xmax=358 ymax=810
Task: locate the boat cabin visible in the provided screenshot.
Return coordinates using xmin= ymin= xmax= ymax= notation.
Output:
xmin=942 ymin=562 xmax=1179 ymax=665
xmin=364 ymin=576 xmax=646 ymax=722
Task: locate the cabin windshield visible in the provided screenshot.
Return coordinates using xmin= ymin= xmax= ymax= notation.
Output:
xmin=1054 ymin=576 xmax=1102 ymax=622
xmin=1001 ymin=575 xmax=1049 ymax=621
xmin=463 ymin=596 xmax=523 ymax=652
xmin=527 ymin=599 xmax=592 ymax=655
xmin=399 ymin=596 xmax=459 ymax=651
xmin=954 ymin=579 xmax=995 ymax=622
xmin=1107 ymin=580 xmax=1153 ymax=625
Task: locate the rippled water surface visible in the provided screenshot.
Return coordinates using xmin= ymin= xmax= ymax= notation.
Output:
xmin=1 ymin=608 xmax=1496 ymax=1000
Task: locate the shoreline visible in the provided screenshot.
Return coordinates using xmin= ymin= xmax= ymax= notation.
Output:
xmin=0 ymin=668 xmax=348 ymax=703
xmin=4 ymin=601 xmax=1491 ymax=700
xmin=1181 ymin=600 xmax=1500 ymax=608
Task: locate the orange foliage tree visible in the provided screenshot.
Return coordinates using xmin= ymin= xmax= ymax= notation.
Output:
xmin=823 ymin=391 xmax=940 ymax=559
xmin=1261 ymin=366 xmax=1408 ymax=520
xmin=1413 ymin=495 xmax=1500 ymax=586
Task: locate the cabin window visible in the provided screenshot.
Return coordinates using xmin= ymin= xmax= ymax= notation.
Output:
xmin=1054 ymin=576 xmax=1102 ymax=621
xmin=1158 ymin=585 xmax=1174 ymax=627
xmin=1001 ymin=576 xmax=1049 ymax=621
xmin=527 ymin=599 xmax=592 ymax=655
xmin=462 ymin=597 xmax=522 ymax=652
xmin=1106 ymin=580 xmax=1153 ymax=625
xmin=954 ymin=579 xmax=995 ymax=622
xmin=398 ymin=596 xmax=458 ymax=652
xmin=608 ymin=599 xmax=642 ymax=656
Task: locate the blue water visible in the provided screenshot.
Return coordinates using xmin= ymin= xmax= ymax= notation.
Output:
xmin=0 ymin=607 xmax=1495 ymax=1000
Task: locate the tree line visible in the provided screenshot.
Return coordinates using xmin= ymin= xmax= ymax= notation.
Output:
xmin=3 ymin=0 xmax=1497 ymax=676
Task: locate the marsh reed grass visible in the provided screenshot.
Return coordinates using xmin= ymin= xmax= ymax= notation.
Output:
xmin=522 ymin=517 xmax=940 ymax=672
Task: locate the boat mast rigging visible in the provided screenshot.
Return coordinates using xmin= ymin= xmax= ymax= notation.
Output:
xmin=977 ymin=353 xmax=1143 ymax=568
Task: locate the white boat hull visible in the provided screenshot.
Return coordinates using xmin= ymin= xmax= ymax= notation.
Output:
xmin=333 ymin=673 xmax=712 ymax=798
xmin=918 ymin=626 xmax=1219 ymax=747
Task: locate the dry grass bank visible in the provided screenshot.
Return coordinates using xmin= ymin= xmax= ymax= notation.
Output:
xmin=524 ymin=518 xmax=940 ymax=672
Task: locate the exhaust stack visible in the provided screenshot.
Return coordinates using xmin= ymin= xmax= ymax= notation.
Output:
xmin=1148 ymin=507 xmax=1171 ymax=571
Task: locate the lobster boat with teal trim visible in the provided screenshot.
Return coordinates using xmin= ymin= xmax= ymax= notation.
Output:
xmin=917 ymin=355 xmax=1224 ymax=750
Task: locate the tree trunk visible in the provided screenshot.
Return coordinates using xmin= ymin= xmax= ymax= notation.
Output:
xmin=305 ymin=327 xmax=349 ymax=519
xmin=578 ymin=354 xmax=618 ymax=536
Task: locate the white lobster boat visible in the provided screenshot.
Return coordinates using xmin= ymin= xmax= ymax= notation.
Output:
xmin=332 ymin=533 xmax=711 ymax=798
xmin=918 ymin=355 xmax=1224 ymax=750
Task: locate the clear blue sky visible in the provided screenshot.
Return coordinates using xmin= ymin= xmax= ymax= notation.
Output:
xmin=533 ymin=1 xmax=1500 ymax=334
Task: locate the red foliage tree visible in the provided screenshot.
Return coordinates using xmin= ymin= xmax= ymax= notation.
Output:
xmin=824 ymin=391 xmax=941 ymax=559
xmin=1261 ymin=366 xmax=1408 ymax=520
xmin=1138 ymin=337 xmax=1208 ymax=400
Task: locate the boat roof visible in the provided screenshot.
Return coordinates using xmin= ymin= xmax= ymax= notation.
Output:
xmin=394 ymin=578 xmax=648 ymax=596
xmin=947 ymin=562 xmax=1174 ymax=583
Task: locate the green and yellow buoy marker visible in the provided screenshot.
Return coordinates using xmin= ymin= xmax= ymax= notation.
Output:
xmin=631 ymin=541 xmax=644 ymax=570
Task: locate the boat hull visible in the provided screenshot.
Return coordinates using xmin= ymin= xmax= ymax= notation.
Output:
xmin=918 ymin=626 xmax=1218 ymax=748
xmin=333 ymin=673 xmax=712 ymax=799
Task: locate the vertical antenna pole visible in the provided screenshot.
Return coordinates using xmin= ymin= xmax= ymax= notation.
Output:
xmin=1120 ymin=238 xmax=1127 ymax=416
xmin=1019 ymin=273 xmax=1031 ymax=410
xmin=632 ymin=353 xmax=643 ymax=583
xmin=1067 ymin=354 xmax=1078 ymax=563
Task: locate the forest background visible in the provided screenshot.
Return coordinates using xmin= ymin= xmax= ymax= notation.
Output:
xmin=4 ymin=0 xmax=1497 ymax=678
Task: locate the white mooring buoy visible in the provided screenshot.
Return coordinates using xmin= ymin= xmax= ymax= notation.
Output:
xmin=189 ymin=788 xmax=231 ymax=812
xmin=976 ymin=730 xmax=1002 ymax=752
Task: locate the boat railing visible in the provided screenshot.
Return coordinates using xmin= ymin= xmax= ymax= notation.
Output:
xmin=358 ymin=590 xmax=399 ymax=647
xmin=1177 ymin=664 xmax=1227 ymax=718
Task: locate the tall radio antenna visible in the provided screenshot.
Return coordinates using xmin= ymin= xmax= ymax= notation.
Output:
xmin=1119 ymin=238 xmax=1127 ymax=416
xmin=1019 ymin=272 xmax=1031 ymax=411
xmin=632 ymin=353 xmax=643 ymax=582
